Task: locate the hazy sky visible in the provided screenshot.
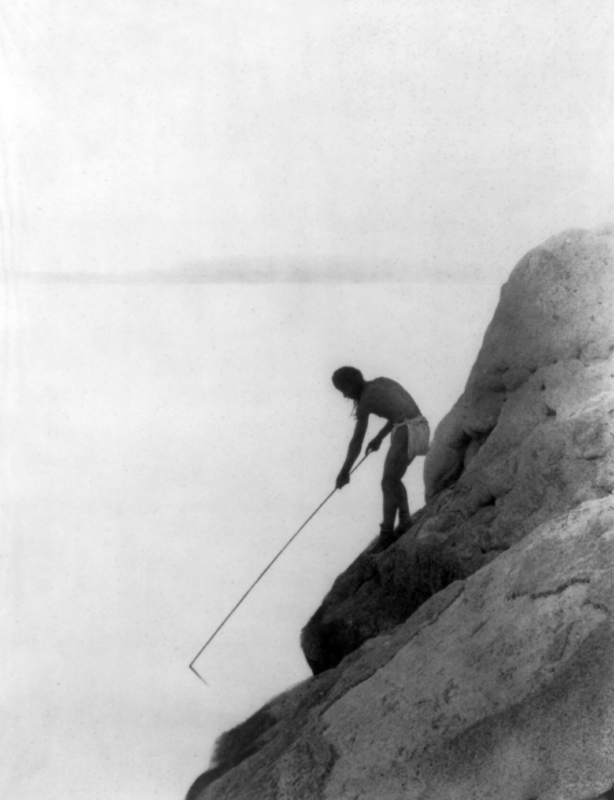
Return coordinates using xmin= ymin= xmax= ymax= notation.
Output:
xmin=3 ymin=0 xmax=613 ymax=280
xmin=2 ymin=2 xmax=614 ymax=799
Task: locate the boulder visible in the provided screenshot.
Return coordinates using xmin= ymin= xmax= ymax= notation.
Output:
xmin=189 ymin=498 xmax=614 ymax=799
xmin=186 ymin=226 xmax=614 ymax=799
xmin=301 ymin=225 xmax=614 ymax=673
xmin=424 ymin=224 xmax=614 ymax=501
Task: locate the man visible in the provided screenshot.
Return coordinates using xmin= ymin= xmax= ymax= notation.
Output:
xmin=332 ymin=366 xmax=430 ymax=548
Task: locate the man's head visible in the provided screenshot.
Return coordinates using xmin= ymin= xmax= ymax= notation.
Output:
xmin=332 ymin=366 xmax=365 ymax=401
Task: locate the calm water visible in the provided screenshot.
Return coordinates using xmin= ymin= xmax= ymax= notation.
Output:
xmin=3 ymin=279 xmax=498 ymax=799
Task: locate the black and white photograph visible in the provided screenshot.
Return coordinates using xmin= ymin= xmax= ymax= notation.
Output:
xmin=3 ymin=2 xmax=614 ymax=799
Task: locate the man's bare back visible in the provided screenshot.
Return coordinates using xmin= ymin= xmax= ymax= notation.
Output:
xmin=355 ymin=377 xmax=421 ymax=425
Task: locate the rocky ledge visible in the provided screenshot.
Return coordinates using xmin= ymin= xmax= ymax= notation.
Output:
xmin=187 ymin=226 xmax=614 ymax=800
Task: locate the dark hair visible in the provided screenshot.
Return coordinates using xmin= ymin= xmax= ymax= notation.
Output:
xmin=332 ymin=366 xmax=365 ymax=400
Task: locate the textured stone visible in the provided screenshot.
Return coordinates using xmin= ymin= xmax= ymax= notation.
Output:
xmin=424 ymin=226 xmax=614 ymax=501
xmin=189 ymin=498 xmax=614 ymax=799
xmin=301 ymin=226 xmax=614 ymax=673
xmin=319 ymin=499 xmax=614 ymax=800
xmin=186 ymin=226 xmax=614 ymax=799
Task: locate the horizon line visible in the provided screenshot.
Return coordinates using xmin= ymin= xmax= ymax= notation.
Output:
xmin=10 ymin=259 xmax=489 ymax=285
xmin=12 ymin=270 xmax=407 ymax=285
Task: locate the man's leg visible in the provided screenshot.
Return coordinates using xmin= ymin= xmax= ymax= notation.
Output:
xmin=395 ymin=483 xmax=412 ymax=533
xmin=381 ymin=427 xmax=410 ymax=538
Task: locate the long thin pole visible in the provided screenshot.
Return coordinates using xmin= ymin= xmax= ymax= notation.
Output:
xmin=189 ymin=453 xmax=371 ymax=685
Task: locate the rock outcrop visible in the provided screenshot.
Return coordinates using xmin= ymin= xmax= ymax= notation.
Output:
xmin=187 ymin=226 xmax=614 ymax=800
xmin=301 ymin=225 xmax=614 ymax=674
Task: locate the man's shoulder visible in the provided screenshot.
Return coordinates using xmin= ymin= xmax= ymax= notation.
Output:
xmin=357 ymin=378 xmax=394 ymax=412
xmin=357 ymin=379 xmax=382 ymax=402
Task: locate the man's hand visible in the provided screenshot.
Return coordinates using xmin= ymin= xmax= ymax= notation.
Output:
xmin=336 ymin=469 xmax=350 ymax=489
xmin=366 ymin=437 xmax=381 ymax=455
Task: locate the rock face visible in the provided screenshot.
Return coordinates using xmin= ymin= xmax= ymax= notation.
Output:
xmin=424 ymin=224 xmax=614 ymax=502
xmin=187 ymin=227 xmax=614 ymax=800
xmin=301 ymin=225 xmax=614 ymax=674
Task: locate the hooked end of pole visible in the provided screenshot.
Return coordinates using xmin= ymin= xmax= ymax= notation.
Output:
xmin=189 ymin=662 xmax=210 ymax=688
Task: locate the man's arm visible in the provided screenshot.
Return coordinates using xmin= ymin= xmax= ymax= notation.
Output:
xmin=336 ymin=415 xmax=368 ymax=489
xmin=366 ymin=420 xmax=393 ymax=454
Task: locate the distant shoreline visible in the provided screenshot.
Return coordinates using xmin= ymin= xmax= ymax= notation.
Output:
xmin=10 ymin=262 xmax=491 ymax=285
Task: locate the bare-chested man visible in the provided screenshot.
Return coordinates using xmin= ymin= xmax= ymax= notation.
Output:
xmin=332 ymin=366 xmax=430 ymax=548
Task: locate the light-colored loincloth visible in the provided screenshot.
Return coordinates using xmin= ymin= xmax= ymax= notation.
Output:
xmin=392 ymin=415 xmax=430 ymax=459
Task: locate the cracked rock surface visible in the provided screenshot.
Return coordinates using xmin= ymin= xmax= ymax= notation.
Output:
xmin=187 ymin=227 xmax=614 ymax=800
